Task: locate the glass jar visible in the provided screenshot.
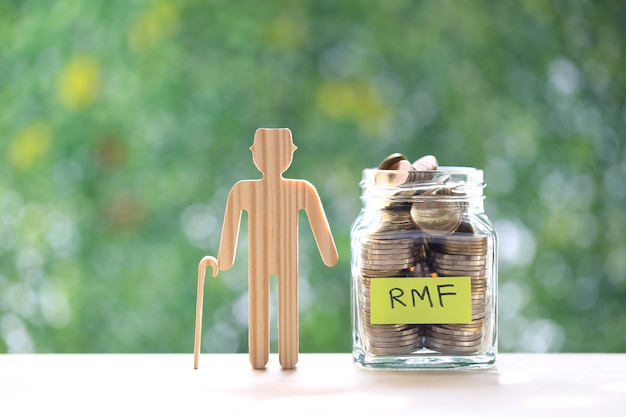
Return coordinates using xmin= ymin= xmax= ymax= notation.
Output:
xmin=351 ymin=166 xmax=497 ymax=369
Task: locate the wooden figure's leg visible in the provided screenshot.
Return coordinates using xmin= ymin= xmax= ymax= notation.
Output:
xmin=248 ymin=270 xmax=270 ymax=369
xmin=278 ymin=263 xmax=298 ymax=369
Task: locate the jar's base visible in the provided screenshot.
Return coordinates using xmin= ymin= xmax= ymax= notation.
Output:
xmin=352 ymin=348 xmax=496 ymax=370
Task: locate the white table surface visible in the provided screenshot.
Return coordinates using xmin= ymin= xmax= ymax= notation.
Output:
xmin=1 ymin=353 xmax=625 ymax=416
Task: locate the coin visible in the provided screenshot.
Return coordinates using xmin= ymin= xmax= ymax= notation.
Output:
xmin=367 ymin=328 xmax=422 ymax=340
xmin=362 ymin=319 xmax=413 ymax=330
xmin=378 ymin=153 xmax=408 ymax=170
xmin=427 ymin=326 xmax=482 ymax=337
xmin=368 ymin=336 xmax=421 ymax=347
xmin=439 ymin=239 xmax=488 ymax=250
xmin=427 ymin=334 xmax=483 ymax=345
xmin=423 ymin=342 xmax=479 ymax=353
xmin=435 ymin=268 xmax=487 ymax=276
xmin=365 ymin=324 xmax=420 ymax=334
xmin=361 ymin=259 xmax=415 ymax=268
xmin=412 ymin=155 xmax=438 ymax=171
xmin=431 ymin=257 xmax=487 ymax=267
xmin=471 ymin=310 xmax=487 ymax=320
xmin=376 ymin=153 xmax=411 ymax=185
xmin=370 ymin=345 xmax=421 ymax=355
xmin=365 ymin=324 xmax=421 ymax=335
xmin=361 ymin=270 xmax=411 ymax=279
xmin=361 ymin=263 xmax=414 ymax=272
xmin=430 ymin=253 xmax=486 ymax=262
xmin=432 ymin=261 xmax=487 ymax=270
xmin=411 ymin=202 xmax=462 ymax=235
xmin=363 ymin=236 xmax=416 ymax=245
xmin=361 ymin=249 xmax=415 ymax=258
xmin=426 ymin=337 xmax=483 ymax=348
xmin=361 ymin=244 xmax=415 ymax=253
xmin=367 ymin=229 xmax=419 ymax=240
xmin=440 ymin=323 xmax=484 ymax=332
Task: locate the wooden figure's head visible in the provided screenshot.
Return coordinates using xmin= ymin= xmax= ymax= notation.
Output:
xmin=250 ymin=128 xmax=297 ymax=176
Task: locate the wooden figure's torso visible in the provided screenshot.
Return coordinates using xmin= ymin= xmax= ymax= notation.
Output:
xmin=232 ymin=178 xmax=312 ymax=273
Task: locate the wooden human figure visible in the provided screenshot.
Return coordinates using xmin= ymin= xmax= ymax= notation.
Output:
xmin=194 ymin=128 xmax=338 ymax=370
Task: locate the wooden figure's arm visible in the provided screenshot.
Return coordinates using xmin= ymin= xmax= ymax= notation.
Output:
xmin=302 ymin=181 xmax=339 ymax=267
xmin=217 ymin=183 xmax=244 ymax=271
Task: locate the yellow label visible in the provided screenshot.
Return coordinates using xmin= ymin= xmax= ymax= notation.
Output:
xmin=369 ymin=277 xmax=472 ymax=324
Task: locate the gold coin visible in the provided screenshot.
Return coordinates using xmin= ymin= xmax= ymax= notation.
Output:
xmin=361 ymin=260 xmax=415 ymax=268
xmin=424 ymin=346 xmax=480 ymax=355
xmin=361 ymin=264 xmax=414 ymax=272
xmin=367 ymin=230 xmax=418 ymax=241
xmin=370 ymin=345 xmax=421 ymax=355
xmin=370 ymin=335 xmax=422 ymax=345
xmin=376 ymin=153 xmax=411 ymax=186
xmin=427 ymin=336 xmax=481 ymax=346
xmin=410 ymin=203 xmax=461 ymax=235
xmin=427 ymin=325 xmax=483 ymax=337
xmin=432 ymin=261 xmax=488 ymax=270
xmin=378 ymin=153 xmax=408 ymax=170
xmin=426 ymin=334 xmax=483 ymax=345
xmin=363 ymin=236 xmax=404 ymax=244
xmin=363 ymin=322 xmax=420 ymax=331
xmin=361 ymin=248 xmax=415 ymax=257
xmin=363 ymin=324 xmax=414 ymax=334
xmin=367 ymin=327 xmax=423 ymax=339
xmin=365 ymin=325 xmax=422 ymax=336
xmin=439 ymin=237 xmax=488 ymax=246
xmin=431 ymin=253 xmax=487 ymax=261
xmin=431 ymin=257 xmax=487 ymax=267
xmin=363 ymin=250 xmax=415 ymax=259
xmin=424 ymin=343 xmax=479 ymax=352
xmin=361 ymin=266 xmax=414 ymax=274
xmin=442 ymin=320 xmax=485 ymax=329
xmin=361 ymin=270 xmax=411 ymax=278
xmin=411 ymin=155 xmax=438 ymax=171
xmin=368 ymin=337 xmax=422 ymax=349
xmin=362 ymin=261 xmax=414 ymax=268
xmin=366 ymin=330 xmax=421 ymax=342
xmin=364 ymin=237 xmax=416 ymax=246
xmin=434 ymin=269 xmax=488 ymax=277
xmin=472 ymin=310 xmax=487 ymax=320
xmin=439 ymin=242 xmax=488 ymax=250
xmin=425 ymin=337 xmax=483 ymax=348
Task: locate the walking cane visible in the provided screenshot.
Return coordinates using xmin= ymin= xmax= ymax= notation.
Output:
xmin=194 ymin=255 xmax=218 ymax=369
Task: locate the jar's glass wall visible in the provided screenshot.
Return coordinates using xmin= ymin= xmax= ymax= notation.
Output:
xmin=351 ymin=167 xmax=497 ymax=369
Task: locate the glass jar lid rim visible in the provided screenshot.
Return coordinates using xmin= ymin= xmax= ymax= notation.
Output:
xmin=363 ymin=166 xmax=482 ymax=174
xmin=361 ymin=165 xmax=486 ymax=193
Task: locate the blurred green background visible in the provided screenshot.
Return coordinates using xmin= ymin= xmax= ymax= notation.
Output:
xmin=1 ymin=0 xmax=625 ymax=354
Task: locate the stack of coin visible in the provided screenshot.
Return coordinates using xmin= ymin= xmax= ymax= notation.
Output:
xmin=359 ymin=217 xmax=424 ymax=355
xmin=424 ymin=233 xmax=489 ymax=354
